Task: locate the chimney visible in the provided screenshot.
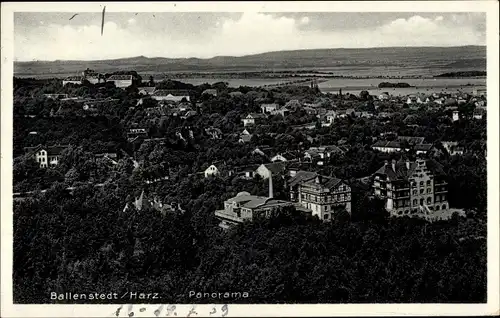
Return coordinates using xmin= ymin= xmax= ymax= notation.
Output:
xmin=392 ymin=159 xmax=396 ymax=172
xmin=268 ymin=172 xmax=274 ymax=199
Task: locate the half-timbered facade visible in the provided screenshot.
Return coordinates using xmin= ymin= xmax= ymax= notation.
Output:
xmin=289 ymin=171 xmax=352 ymax=221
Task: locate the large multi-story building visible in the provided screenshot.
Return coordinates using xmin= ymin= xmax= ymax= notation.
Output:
xmin=372 ymin=158 xmax=449 ymax=220
xmin=288 ymin=171 xmax=352 ymax=221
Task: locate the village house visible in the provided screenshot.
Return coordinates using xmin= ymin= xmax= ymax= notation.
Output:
xmin=304 ymin=145 xmax=344 ymax=166
xmin=202 ymin=89 xmax=218 ymax=97
xmin=324 ymin=110 xmax=336 ymax=125
xmin=251 ymin=146 xmax=271 ymax=159
xmin=255 ymin=162 xmax=287 ymax=179
xmin=236 ymin=164 xmax=260 ymax=180
xmin=285 ymin=99 xmax=302 ymax=110
xmin=242 ymin=113 xmax=267 ymax=127
xmin=151 ymin=90 xmax=191 ymax=102
xmin=62 ymin=76 xmax=82 ymax=86
xmin=406 ymin=95 xmax=418 ymax=104
xmin=107 ymin=75 xmax=134 ymax=88
xmin=434 ymin=97 xmax=445 ymax=105
xmin=372 ymin=137 xmax=433 ymax=155
xmin=123 ymin=190 xmax=180 ymax=216
xmin=441 ymin=141 xmax=465 ymax=156
xmin=337 ymin=108 xmax=355 ymax=118
xmin=214 ymin=176 xmax=293 ymax=229
xmin=378 ymin=111 xmax=396 ymax=119
xmin=271 ymin=152 xmax=298 ymax=163
xmin=205 ymin=127 xmax=223 ymax=140
xmin=238 ymin=134 xmax=253 ymax=143
xmin=204 ymin=164 xmax=220 ymax=178
xmin=378 ymin=92 xmax=390 ymax=101
xmin=138 ymin=87 xmax=156 ymax=96
xmin=452 ymin=110 xmax=460 ymax=122
xmin=229 ymin=91 xmax=244 ymax=97
xmin=289 ymin=171 xmax=352 ymax=221
xmin=261 ymin=103 xmax=280 ymax=114
xmin=24 ymin=144 xmax=69 ymax=168
xmin=372 ymin=158 xmax=451 ymax=221
xmin=127 ymin=128 xmax=148 ymax=140
xmin=473 ymin=87 xmax=487 ymax=97
xmin=43 ymin=94 xmax=69 ymax=99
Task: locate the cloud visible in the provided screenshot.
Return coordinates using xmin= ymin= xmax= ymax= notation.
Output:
xmin=14 ymin=13 xmax=485 ymax=61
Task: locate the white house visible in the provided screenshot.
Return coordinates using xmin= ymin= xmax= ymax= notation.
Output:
xmin=242 ymin=113 xmax=266 ymax=127
xmin=255 ymin=163 xmax=286 ymax=179
xmin=24 ymin=145 xmax=69 ymax=168
xmin=204 ymin=164 xmax=220 ymax=178
xmin=407 ymin=95 xmax=418 ymax=104
xmin=107 ymin=75 xmax=134 ymax=88
xmin=325 ymin=110 xmax=336 ymax=124
xmin=378 ymin=92 xmax=390 ymax=101
xmin=152 ymin=90 xmax=191 ymax=102
xmin=261 ymin=103 xmax=280 ymax=114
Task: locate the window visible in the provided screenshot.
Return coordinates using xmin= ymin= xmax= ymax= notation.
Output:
xmin=413 ymin=199 xmax=417 ymax=205
xmin=419 ymin=181 xmax=424 ymax=187
xmin=412 ymin=190 xmax=417 ymax=195
xmin=427 ymin=197 xmax=431 ymax=204
xmin=442 ymin=204 xmax=447 ymax=210
xmin=325 ymin=206 xmax=329 ymax=211
xmin=427 ymin=188 xmax=431 ymax=194
xmin=420 ymin=189 xmax=424 ymax=194
xmin=411 ymin=181 xmax=416 ymax=187
xmin=420 ymin=198 xmax=424 ymax=206
xmin=436 ymin=205 xmax=440 ymax=211
xmin=324 ymin=214 xmax=329 ymax=220
xmin=426 ymin=180 xmax=431 ymax=186
xmin=397 ymin=211 xmax=402 ymax=215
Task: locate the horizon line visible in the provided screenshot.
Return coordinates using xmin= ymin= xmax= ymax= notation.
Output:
xmin=14 ymin=45 xmax=486 ymax=63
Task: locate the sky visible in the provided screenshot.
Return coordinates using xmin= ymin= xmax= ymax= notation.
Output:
xmin=14 ymin=12 xmax=486 ymax=61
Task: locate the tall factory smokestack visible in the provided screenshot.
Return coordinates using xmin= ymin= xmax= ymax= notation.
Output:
xmin=268 ymin=172 xmax=274 ymax=199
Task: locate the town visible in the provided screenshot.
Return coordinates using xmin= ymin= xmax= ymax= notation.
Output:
xmin=13 ymin=66 xmax=487 ymax=304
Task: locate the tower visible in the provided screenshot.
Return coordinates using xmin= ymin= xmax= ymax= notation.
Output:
xmin=268 ymin=172 xmax=274 ymax=199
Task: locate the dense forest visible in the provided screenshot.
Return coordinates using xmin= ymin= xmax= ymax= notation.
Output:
xmin=12 ymin=76 xmax=487 ymax=303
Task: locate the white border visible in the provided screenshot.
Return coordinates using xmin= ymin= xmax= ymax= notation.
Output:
xmin=1 ymin=2 xmax=499 ymax=317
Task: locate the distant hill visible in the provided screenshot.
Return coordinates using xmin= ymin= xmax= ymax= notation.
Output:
xmin=14 ymin=46 xmax=486 ymax=78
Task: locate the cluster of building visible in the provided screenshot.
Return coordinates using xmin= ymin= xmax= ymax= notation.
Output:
xmin=62 ymin=68 xmax=137 ymax=88
xmin=214 ymin=156 xmax=453 ymax=229
xmin=214 ymin=167 xmax=352 ymax=229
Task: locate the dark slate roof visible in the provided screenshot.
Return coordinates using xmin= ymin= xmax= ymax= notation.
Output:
xmin=262 ymin=162 xmax=286 ymax=174
xmin=397 ymin=136 xmax=425 ymax=144
xmin=289 ymin=170 xmax=318 ymax=187
xmin=415 ymin=144 xmax=433 ymax=151
xmin=153 ymin=89 xmax=191 ymax=96
xmin=375 ymin=159 xmax=446 ymax=181
xmin=108 ymin=75 xmax=133 ymax=81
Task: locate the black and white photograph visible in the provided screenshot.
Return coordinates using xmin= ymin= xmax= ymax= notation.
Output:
xmin=1 ymin=1 xmax=499 ymax=317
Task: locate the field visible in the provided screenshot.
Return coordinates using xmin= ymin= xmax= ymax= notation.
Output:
xmin=14 ymin=46 xmax=486 ymax=79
